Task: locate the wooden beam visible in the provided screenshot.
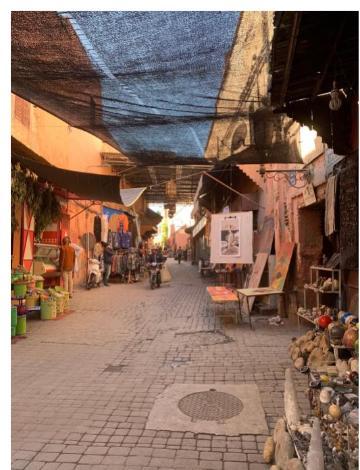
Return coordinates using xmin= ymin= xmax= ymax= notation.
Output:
xmin=311 ymin=17 xmax=346 ymax=99
xmin=279 ymin=12 xmax=302 ymax=107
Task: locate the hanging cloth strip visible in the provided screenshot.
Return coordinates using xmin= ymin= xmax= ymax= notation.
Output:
xmin=93 ymin=215 xmax=102 ymax=242
xmin=101 ymin=214 xmax=109 ymax=243
xmin=109 ymin=214 xmax=119 ymax=232
xmin=325 ymin=175 xmax=337 ymax=236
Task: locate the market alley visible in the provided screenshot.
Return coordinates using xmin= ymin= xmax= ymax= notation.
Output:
xmin=12 ymin=259 xmax=309 ymax=470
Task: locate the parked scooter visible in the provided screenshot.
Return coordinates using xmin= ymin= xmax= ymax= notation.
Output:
xmin=148 ymin=262 xmax=162 ymax=289
xmin=86 ymin=258 xmax=103 ymax=289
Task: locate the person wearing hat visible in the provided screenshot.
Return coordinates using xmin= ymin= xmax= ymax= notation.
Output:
xmin=101 ymin=241 xmax=114 ymax=286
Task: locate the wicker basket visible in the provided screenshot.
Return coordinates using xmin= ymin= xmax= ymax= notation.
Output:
xmin=25 ymin=295 xmax=40 ymax=309
xmin=55 ymin=287 xmax=70 ymax=310
xmin=53 ymin=294 xmax=65 ymax=315
xmin=41 ymin=299 xmax=57 ymax=320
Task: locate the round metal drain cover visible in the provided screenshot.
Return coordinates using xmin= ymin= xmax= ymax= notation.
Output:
xmin=178 ymin=390 xmax=243 ymax=421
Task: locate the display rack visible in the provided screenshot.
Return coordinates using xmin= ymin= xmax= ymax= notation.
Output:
xmin=296 ymin=311 xmax=315 ymax=332
xmin=303 ymin=266 xmax=342 ymax=310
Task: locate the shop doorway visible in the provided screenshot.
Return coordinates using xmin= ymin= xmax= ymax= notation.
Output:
xmin=298 ymin=200 xmax=339 ymax=301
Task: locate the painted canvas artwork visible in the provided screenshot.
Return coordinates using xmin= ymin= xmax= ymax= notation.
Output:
xmin=270 ymin=242 xmax=295 ymax=290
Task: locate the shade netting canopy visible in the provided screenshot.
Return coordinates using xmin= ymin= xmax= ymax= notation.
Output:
xmin=12 ymin=11 xmax=241 ymax=164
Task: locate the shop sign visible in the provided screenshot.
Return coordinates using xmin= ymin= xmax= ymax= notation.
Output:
xmin=303 ymin=183 xmax=317 ymax=206
xmin=192 ymin=216 xmax=207 ymax=238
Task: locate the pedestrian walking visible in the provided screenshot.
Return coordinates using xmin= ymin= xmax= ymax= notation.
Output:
xmin=101 ymin=241 xmax=114 ymax=286
xmin=59 ymin=236 xmax=75 ymax=298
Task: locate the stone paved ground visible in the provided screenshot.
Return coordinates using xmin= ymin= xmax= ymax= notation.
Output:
xmin=12 ymin=260 xmax=310 ymax=470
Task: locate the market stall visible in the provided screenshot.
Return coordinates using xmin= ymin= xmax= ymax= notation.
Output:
xmin=262 ymin=307 xmax=358 ymax=469
xmin=11 ymin=265 xmax=71 ymax=341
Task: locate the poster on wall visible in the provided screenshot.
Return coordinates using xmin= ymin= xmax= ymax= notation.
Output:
xmin=220 ymin=216 xmax=240 ymax=257
xmin=210 ymin=211 xmax=253 ymax=264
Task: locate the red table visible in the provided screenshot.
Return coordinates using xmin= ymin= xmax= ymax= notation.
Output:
xmin=207 ymin=286 xmax=239 ymax=324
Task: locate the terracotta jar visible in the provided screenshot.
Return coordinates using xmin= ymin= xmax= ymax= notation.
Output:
xmin=342 ymin=327 xmax=358 ymax=349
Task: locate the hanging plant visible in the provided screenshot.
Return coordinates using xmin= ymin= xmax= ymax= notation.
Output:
xmin=11 ymin=164 xmax=27 ymax=204
xmin=11 ymin=164 xmax=27 ymax=233
xmin=11 ymin=202 xmax=19 ymax=233
xmin=26 ymin=177 xmax=42 ymax=216
xmin=34 ymin=188 xmax=62 ymax=240
xmin=11 ymin=163 xmax=62 ymax=238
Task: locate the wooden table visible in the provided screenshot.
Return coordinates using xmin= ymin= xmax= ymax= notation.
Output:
xmin=206 ymin=286 xmax=240 ymax=324
xmin=237 ymin=287 xmax=284 ymax=329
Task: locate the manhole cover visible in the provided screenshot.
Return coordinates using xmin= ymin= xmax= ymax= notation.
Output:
xmin=178 ymin=390 xmax=243 ymax=421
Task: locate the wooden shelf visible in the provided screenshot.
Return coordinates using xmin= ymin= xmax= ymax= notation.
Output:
xmin=304 ymin=266 xmax=342 ymax=311
xmin=304 ymin=286 xmax=340 ymax=294
xmin=296 ymin=312 xmax=315 ymax=325
xmin=311 ymin=266 xmax=340 ymax=272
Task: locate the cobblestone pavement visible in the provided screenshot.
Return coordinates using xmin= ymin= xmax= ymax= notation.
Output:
xmin=12 ymin=260 xmax=310 ymax=470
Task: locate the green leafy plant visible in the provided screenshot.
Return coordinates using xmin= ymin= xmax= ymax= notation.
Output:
xmin=34 ymin=188 xmax=62 ymax=240
xmin=11 ymin=164 xmax=62 ymax=238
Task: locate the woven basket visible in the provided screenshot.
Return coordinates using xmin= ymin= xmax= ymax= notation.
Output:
xmin=13 ymin=283 xmax=27 ymax=298
xmin=41 ymin=300 xmax=56 ymax=320
xmin=55 ymin=287 xmax=70 ymax=310
xmin=25 ymin=295 xmax=40 ymax=309
xmin=54 ymin=296 xmax=65 ymax=315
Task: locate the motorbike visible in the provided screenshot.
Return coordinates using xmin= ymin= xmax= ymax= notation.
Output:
xmin=148 ymin=262 xmax=162 ymax=289
xmin=86 ymin=258 xmax=103 ymax=289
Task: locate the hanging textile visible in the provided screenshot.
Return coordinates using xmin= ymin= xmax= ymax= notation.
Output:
xmin=101 ymin=214 xmax=109 ymax=243
xmin=71 ymin=243 xmax=84 ymax=273
xmin=107 ymin=229 xmax=112 ymax=246
xmin=210 ymin=211 xmax=253 ymax=264
xmin=109 ymin=214 xmax=119 ymax=232
xmin=111 ymin=232 xmax=120 ymax=249
xmin=21 ymin=203 xmax=35 ymax=272
xmin=325 ymin=175 xmax=337 ymax=236
xmin=118 ymin=231 xmax=132 ymax=249
xmin=118 ymin=214 xmax=129 ymax=232
xmin=93 ymin=215 xmax=102 ymax=242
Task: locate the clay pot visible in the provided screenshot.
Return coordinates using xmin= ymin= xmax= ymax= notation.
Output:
xmin=329 ymin=404 xmax=342 ymax=420
xmin=340 ymin=312 xmax=353 ymax=324
xmin=336 ymin=359 xmax=350 ymax=377
xmin=342 ymin=327 xmax=358 ymax=349
xmin=263 ymin=436 xmax=275 ymax=463
xmin=338 ymin=311 xmax=346 ymax=321
xmin=294 ymin=357 xmax=305 ymax=370
xmin=347 ymin=409 xmax=358 ymax=427
xmin=348 ymin=358 xmax=358 ymax=372
xmin=308 ymin=348 xmax=326 ymax=368
xmin=329 ymin=324 xmax=345 ymax=344
xmin=319 ymin=387 xmax=335 ymax=404
xmin=291 ymin=347 xmax=301 ymax=362
xmin=345 ymin=315 xmax=355 ymax=326
xmin=349 ymin=371 xmax=359 ymax=386
xmin=318 ymin=315 xmax=332 ymax=329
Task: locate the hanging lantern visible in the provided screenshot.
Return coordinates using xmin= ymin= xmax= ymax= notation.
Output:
xmin=166 ymin=180 xmax=177 ymax=199
xmin=329 ymin=81 xmax=343 ymax=111
xmin=165 ymin=202 xmax=176 ymax=218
